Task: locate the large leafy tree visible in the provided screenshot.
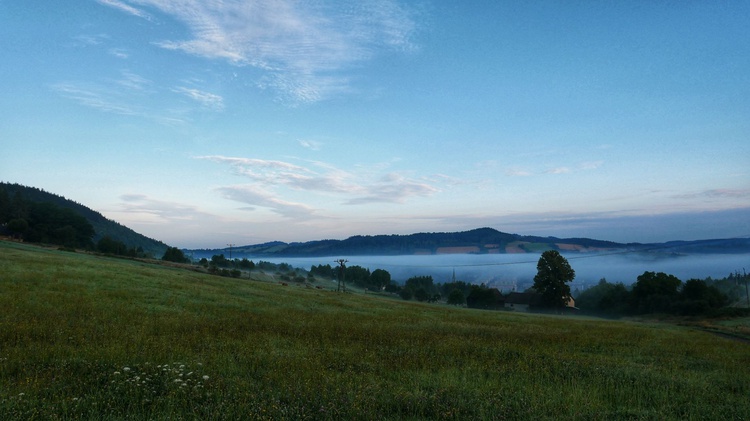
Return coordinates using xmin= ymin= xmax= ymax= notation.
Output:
xmin=533 ymin=250 xmax=575 ymax=310
xmin=369 ymin=269 xmax=391 ymax=291
xmin=345 ymin=265 xmax=371 ymax=286
xmin=631 ymin=271 xmax=681 ymax=314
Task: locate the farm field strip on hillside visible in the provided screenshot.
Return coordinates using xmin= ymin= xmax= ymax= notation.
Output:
xmin=1 ymin=240 xmax=749 ymax=419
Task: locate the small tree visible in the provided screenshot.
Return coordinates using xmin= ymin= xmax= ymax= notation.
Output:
xmin=466 ymin=285 xmax=504 ymax=310
xmin=533 ymin=250 xmax=575 ymax=311
xmin=447 ymin=289 xmax=466 ymax=306
xmin=97 ymin=236 xmax=128 ymax=255
xmin=211 ymin=254 xmax=230 ymax=267
xmin=576 ymin=278 xmax=630 ymax=318
xmin=162 ymin=247 xmax=188 ymax=263
xmin=370 ymin=269 xmax=392 ymax=291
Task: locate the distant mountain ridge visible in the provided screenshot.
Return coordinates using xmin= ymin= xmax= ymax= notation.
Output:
xmin=5 ymin=183 xmax=747 ymax=259
xmin=1 ymin=182 xmax=169 ymax=257
xmin=193 ymin=228 xmax=750 ymax=258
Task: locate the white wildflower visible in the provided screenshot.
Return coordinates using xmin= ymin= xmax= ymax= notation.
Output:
xmin=202 ymin=375 xmax=209 ymax=381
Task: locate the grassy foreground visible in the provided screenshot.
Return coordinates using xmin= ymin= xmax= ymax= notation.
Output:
xmin=1 ymin=241 xmax=749 ymax=420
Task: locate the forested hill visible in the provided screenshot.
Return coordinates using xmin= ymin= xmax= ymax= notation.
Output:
xmin=0 ymin=182 xmax=168 ymax=257
xmin=196 ymin=228 xmax=630 ymax=257
xmin=194 ymin=228 xmax=750 ymax=258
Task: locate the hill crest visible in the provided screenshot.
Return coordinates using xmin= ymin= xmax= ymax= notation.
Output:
xmin=191 ymin=227 xmax=750 ymax=258
xmin=0 ymin=182 xmax=168 ymax=257
xmin=191 ymin=228 xmax=750 ymax=258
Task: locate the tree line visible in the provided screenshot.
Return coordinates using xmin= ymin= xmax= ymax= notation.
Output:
xmin=110 ymin=247 xmax=750 ymax=318
xmin=576 ymin=271 xmax=748 ymax=318
xmin=0 ymin=186 xmax=154 ymax=258
xmin=0 ymin=183 xmax=166 ymax=257
xmin=1 ymin=187 xmax=95 ymax=250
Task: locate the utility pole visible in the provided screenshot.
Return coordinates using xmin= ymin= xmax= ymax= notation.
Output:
xmin=227 ymin=243 xmax=235 ymax=260
xmin=336 ymin=259 xmax=348 ymax=292
xmin=744 ymin=268 xmax=749 ymax=307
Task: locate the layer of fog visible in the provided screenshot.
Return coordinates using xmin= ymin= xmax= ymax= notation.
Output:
xmin=250 ymin=252 xmax=750 ymax=291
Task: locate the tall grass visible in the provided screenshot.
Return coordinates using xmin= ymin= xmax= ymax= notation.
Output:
xmin=1 ymin=240 xmax=749 ymax=420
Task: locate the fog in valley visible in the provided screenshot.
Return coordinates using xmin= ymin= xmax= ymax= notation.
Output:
xmin=242 ymin=252 xmax=749 ymax=292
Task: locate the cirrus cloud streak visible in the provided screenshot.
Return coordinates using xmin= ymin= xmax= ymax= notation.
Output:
xmin=98 ymin=0 xmax=420 ymax=103
xmin=198 ymin=155 xmax=438 ymax=216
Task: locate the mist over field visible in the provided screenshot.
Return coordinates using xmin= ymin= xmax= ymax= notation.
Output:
xmin=247 ymin=252 xmax=750 ymax=291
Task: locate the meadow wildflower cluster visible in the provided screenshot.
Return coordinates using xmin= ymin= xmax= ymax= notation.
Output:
xmin=108 ymin=361 xmax=211 ymax=402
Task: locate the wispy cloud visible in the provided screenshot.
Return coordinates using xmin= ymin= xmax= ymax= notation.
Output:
xmin=506 ymin=160 xmax=603 ymax=177
xmin=345 ymin=173 xmax=438 ymax=205
xmin=118 ymin=194 xmax=210 ymax=222
xmin=579 ymin=161 xmax=604 ymax=170
xmin=73 ymin=33 xmax=110 ymax=46
xmin=545 ymin=167 xmax=571 ymax=175
xmin=505 ymin=167 xmax=533 ymax=177
xmin=52 ymin=82 xmax=139 ymax=116
xmin=52 ymin=71 xmax=226 ymax=122
xmin=298 ymin=139 xmax=322 ymax=151
xmin=215 ymin=185 xmax=316 ymax=218
xmin=51 ymin=81 xmax=185 ymax=125
xmin=197 ymin=155 xmax=438 ymax=214
xmin=96 ymin=0 xmax=151 ymax=20
xmin=117 ymin=71 xmax=152 ymax=91
xmin=109 ymin=48 xmax=129 ymax=59
xmin=173 ymin=87 xmax=224 ymax=111
xmin=98 ymin=0 xmax=421 ymax=104
xmin=199 ymin=156 xmax=356 ymax=193
xmin=673 ymin=188 xmax=750 ymax=200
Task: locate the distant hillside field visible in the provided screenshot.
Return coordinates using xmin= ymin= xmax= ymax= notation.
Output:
xmin=2 ymin=240 xmax=749 ymax=419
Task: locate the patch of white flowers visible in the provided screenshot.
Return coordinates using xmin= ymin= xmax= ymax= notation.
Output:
xmin=109 ymin=362 xmax=211 ymax=400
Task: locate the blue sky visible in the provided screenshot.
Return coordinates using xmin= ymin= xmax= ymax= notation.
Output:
xmin=2 ymin=1 xmax=749 ymax=248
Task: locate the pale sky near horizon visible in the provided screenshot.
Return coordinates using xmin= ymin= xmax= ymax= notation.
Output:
xmin=2 ymin=1 xmax=749 ymax=249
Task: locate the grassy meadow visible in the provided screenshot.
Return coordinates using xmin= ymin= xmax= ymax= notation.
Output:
xmin=1 ymin=240 xmax=749 ymax=420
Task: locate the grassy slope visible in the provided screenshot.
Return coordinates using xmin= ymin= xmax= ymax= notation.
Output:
xmin=1 ymin=241 xmax=749 ymax=420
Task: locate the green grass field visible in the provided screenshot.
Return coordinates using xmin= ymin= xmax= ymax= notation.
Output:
xmin=1 ymin=240 xmax=749 ymax=420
